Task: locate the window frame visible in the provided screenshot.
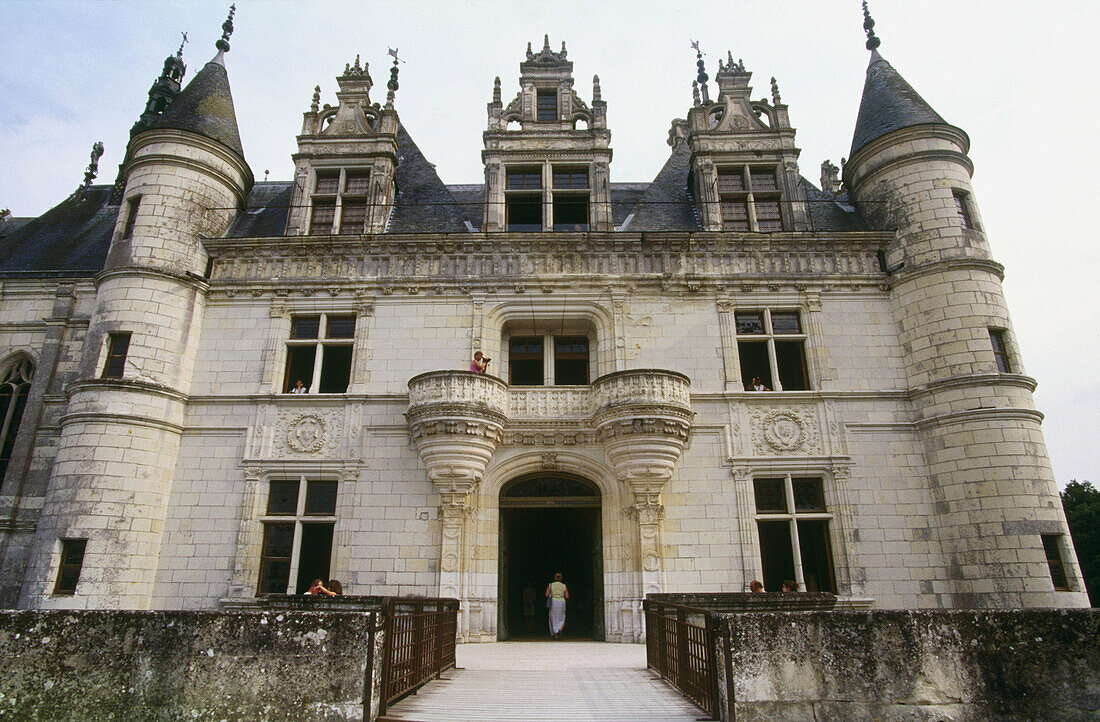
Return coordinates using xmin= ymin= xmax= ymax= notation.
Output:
xmin=283 ymin=313 xmax=356 ymax=394
xmin=989 ymin=328 xmax=1012 ymax=373
xmin=503 ymin=327 xmax=594 ymax=387
xmin=101 ymin=332 xmax=131 ymax=379
xmin=257 ymin=477 xmax=338 ymax=595
xmin=308 ymin=167 xmax=375 ymax=235
xmin=753 ymin=474 xmax=836 ymax=593
xmin=953 ymin=189 xmax=978 ymax=230
xmin=1041 ymin=534 xmax=1070 ymax=591
xmin=735 ymin=308 xmax=810 ymax=391
xmin=536 ymin=89 xmax=558 ymax=121
xmin=121 ymin=196 xmax=141 ymax=240
xmin=0 ymin=357 xmax=34 ymax=484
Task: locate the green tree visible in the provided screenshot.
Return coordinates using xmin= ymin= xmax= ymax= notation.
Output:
xmin=1061 ymin=480 xmax=1100 ymax=606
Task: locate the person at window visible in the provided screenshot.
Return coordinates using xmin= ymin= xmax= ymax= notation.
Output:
xmin=749 ymin=580 xmax=765 ymax=593
xmin=470 ymin=351 xmax=490 ymax=374
xmin=781 ymin=579 xmax=800 ymax=593
xmin=290 ymin=379 xmax=308 ymax=394
xmin=546 ymin=572 xmax=568 ymax=639
xmin=326 ymin=579 xmax=343 ymax=596
xmin=306 ymin=578 xmax=336 ymax=596
xmin=750 ymin=376 xmax=770 ymax=391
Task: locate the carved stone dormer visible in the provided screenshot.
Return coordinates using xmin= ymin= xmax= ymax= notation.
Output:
xmin=287 ymin=55 xmax=400 ymax=236
xmin=685 ymin=53 xmax=808 ymax=232
xmin=483 ymin=36 xmax=612 ymax=232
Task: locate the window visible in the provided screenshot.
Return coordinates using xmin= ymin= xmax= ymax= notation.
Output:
xmin=717 ymin=166 xmax=785 ymax=231
xmin=754 ymin=476 xmax=835 ymax=594
xmin=506 ymin=167 xmax=543 ymax=232
xmin=258 ymin=478 xmax=338 ymax=595
xmin=736 ymin=310 xmax=809 ymax=391
xmin=283 ymin=314 xmax=355 ymax=393
xmin=101 ymin=332 xmax=131 ymax=379
xmin=0 ymin=357 xmax=33 ymax=482
xmin=537 ymin=89 xmax=557 ymax=121
xmin=953 ymin=190 xmax=976 ymax=230
xmin=1041 ymin=534 xmax=1069 ymax=591
xmin=552 ymin=167 xmax=589 ymax=231
xmin=989 ymin=328 xmax=1011 ymax=373
xmin=122 ymin=196 xmax=140 ymax=240
xmin=54 ymin=538 xmax=87 ymax=595
xmin=506 ymin=329 xmax=592 ymax=386
xmin=309 ymin=200 xmax=335 ymax=235
xmin=310 ymin=169 xmax=375 ymax=235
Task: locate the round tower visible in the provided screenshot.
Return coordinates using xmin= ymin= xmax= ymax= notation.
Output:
xmin=843 ymin=9 xmax=1087 ymax=608
xmin=20 ymin=11 xmax=252 ymax=609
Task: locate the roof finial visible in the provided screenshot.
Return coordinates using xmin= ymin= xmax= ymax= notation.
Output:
xmin=386 ymin=47 xmax=402 ymax=108
xmin=560 ymin=40 xmax=567 ymax=59
xmin=526 ymin=41 xmax=533 ymax=60
xmin=493 ymin=76 xmax=502 ymax=103
xmin=543 ymin=34 xmax=551 ymax=53
xmin=177 ymin=31 xmax=188 ymax=58
xmin=592 ymin=74 xmax=601 ymax=102
xmin=216 ymin=4 xmax=235 ymax=53
xmin=770 ymin=77 xmax=781 ymax=105
xmin=691 ymin=40 xmax=710 ymax=104
xmin=862 ymin=0 xmax=881 ymax=51
xmin=310 ymin=85 xmax=320 ymax=113
xmin=74 ymin=141 xmax=104 ymax=198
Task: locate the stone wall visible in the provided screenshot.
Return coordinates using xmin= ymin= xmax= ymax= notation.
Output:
xmin=0 ymin=609 xmax=380 ymax=721
xmin=714 ymin=609 xmax=1100 ymax=722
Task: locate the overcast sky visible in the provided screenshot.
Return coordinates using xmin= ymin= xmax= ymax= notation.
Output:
xmin=1 ymin=0 xmax=1097 ymax=487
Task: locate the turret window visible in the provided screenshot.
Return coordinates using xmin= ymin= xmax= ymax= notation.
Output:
xmin=953 ymin=190 xmax=977 ymax=230
xmin=718 ymin=165 xmax=786 ymax=232
xmin=53 ymin=538 xmax=87 ymax=595
xmin=736 ymin=309 xmax=809 ymax=391
xmin=121 ymin=196 xmax=141 ymax=240
xmin=102 ymin=333 xmax=131 ymax=379
xmin=989 ymin=328 xmax=1011 ymax=373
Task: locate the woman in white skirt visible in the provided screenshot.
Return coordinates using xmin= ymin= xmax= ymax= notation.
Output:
xmin=545 ymin=572 xmax=569 ymax=639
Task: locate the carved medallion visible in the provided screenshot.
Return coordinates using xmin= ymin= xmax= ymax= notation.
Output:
xmin=750 ymin=407 xmax=820 ymax=455
xmin=287 ymin=414 xmax=326 ymax=453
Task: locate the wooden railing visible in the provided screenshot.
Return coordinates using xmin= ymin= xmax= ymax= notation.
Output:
xmin=379 ymin=597 xmax=459 ymax=715
xmin=643 ymin=598 xmax=719 ymax=719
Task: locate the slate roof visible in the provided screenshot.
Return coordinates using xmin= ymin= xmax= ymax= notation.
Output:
xmin=150 ymin=56 xmax=246 ymax=162
xmin=623 ymin=142 xmax=699 ymax=232
xmin=388 ymin=126 xmax=473 ymax=233
xmin=850 ymin=50 xmax=946 ymax=157
xmin=226 ymin=182 xmax=292 ymax=238
xmin=801 ymin=178 xmax=868 ymax=232
xmin=0 ymin=186 xmax=117 ymax=275
xmin=446 ymin=184 xmax=486 ymax=231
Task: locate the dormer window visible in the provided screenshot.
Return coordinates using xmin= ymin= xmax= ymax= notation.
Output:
xmin=553 ymin=167 xmax=589 ymax=231
xmin=309 ymin=169 xmax=375 ymax=235
xmin=537 ymin=90 xmax=557 ymax=121
xmin=718 ymin=165 xmax=785 ymax=232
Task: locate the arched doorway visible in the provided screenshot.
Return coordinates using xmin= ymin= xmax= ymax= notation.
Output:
xmin=498 ymin=474 xmax=603 ymax=641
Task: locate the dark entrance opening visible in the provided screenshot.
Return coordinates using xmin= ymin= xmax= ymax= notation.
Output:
xmin=498 ymin=475 xmax=602 ymax=641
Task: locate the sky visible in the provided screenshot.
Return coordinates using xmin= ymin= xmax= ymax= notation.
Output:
xmin=0 ymin=0 xmax=1097 ymax=487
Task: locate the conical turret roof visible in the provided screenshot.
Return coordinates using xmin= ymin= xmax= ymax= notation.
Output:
xmin=849 ymin=49 xmax=945 ymax=157
xmin=149 ymin=55 xmax=245 ymax=161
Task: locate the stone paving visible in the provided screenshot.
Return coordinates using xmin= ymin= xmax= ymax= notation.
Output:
xmin=380 ymin=642 xmax=707 ymax=721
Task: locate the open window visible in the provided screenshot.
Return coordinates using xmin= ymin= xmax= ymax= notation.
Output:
xmin=102 ymin=332 xmax=131 ymax=379
xmin=258 ymin=478 xmax=338 ymax=595
xmin=1041 ymin=534 xmax=1070 ymax=591
xmin=754 ymin=476 xmax=835 ymax=593
xmin=283 ymin=314 xmax=355 ymax=393
xmin=736 ymin=310 xmax=809 ymax=391
xmin=506 ymin=166 xmax=543 ymax=232
xmin=552 ymin=167 xmax=589 ymax=231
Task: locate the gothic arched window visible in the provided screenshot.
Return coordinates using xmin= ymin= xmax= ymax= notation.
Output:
xmin=0 ymin=357 xmax=34 ymax=483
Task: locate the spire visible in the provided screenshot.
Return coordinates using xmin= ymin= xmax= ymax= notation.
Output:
xmin=149 ymin=6 xmax=246 ymax=161
xmin=592 ymin=75 xmax=601 ymax=102
xmin=493 ymin=76 xmax=502 ymax=104
xmin=849 ymin=8 xmax=947 ymax=157
xmin=691 ymin=40 xmax=710 ymax=103
xmin=386 ymin=47 xmax=401 ymax=108
xmin=862 ymin=1 xmax=881 ymax=51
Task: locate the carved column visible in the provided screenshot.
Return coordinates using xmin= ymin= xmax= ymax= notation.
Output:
xmin=830 ymin=463 xmax=863 ymax=596
xmin=716 ymin=298 xmax=742 ymax=391
xmin=631 ymin=492 xmax=666 ymax=596
xmin=227 ymin=467 xmax=266 ymax=598
xmin=260 ymin=295 xmax=290 ymax=393
xmin=611 ymin=294 xmax=627 ymax=371
xmin=802 ymin=292 xmax=832 ymax=388
xmin=731 ymin=466 xmax=759 ymax=588
xmin=348 ymin=294 xmax=374 ymax=393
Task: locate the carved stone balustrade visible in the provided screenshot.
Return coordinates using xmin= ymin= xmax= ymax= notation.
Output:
xmin=406 ymin=371 xmax=508 ymax=490
xmin=591 ymin=369 xmax=694 ymax=487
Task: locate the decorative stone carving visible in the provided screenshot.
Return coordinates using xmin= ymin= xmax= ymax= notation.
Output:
xmin=273 ymin=409 xmax=342 ymax=457
xmin=750 ymin=406 xmax=821 ymax=455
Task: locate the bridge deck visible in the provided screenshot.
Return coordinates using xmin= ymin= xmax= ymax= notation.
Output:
xmin=379 ymin=641 xmax=707 ymax=722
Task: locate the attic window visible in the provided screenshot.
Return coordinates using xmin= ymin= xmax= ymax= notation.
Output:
xmin=314 ymin=173 xmax=339 ymax=195
xmin=718 ymin=165 xmax=785 ymax=232
xmin=537 ymin=90 xmax=557 ymax=121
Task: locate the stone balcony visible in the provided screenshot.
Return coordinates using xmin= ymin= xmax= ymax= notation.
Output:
xmin=406 ymin=369 xmax=693 ymax=488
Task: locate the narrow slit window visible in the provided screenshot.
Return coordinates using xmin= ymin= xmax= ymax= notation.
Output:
xmin=54 ymin=538 xmax=87 ymax=595
xmin=102 ymin=333 xmax=130 ymax=379
xmin=122 ymin=196 xmax=140 ymax=240
xmin=953 ymin=190 xmax=976 ymax=230
xmin=989 ymin=329 xmax=1011 ymax=373
xmin=1041 ymin=534 xmax=1069 ymax=591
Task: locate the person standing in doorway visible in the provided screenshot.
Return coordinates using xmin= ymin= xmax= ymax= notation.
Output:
xmin=546 ymin=572 xmax=568 ymax=639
